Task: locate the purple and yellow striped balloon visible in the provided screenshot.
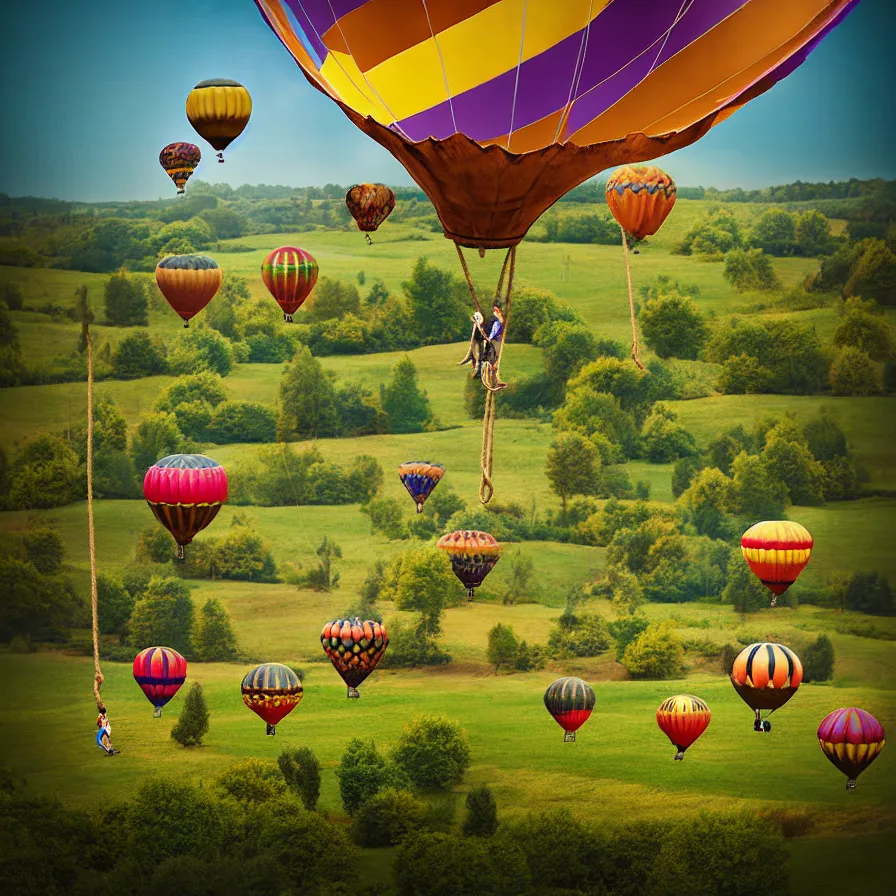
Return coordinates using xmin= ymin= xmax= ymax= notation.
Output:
xmin=817 ymin=708 xmax=885 ymax=790
xmin=261 ymin=246 xmax=318 ymax=318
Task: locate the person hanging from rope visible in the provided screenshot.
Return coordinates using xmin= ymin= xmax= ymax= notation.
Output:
xmin=458 ymin=310 xmax=487 ymax=374
xmin=458 ymin=303 xmax=507 ymax=390
xmin=95 ymin=704 xmax=119 ymax=756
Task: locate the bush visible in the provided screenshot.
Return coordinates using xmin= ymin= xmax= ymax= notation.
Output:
xmin=639 ymin=294 xmax=709 ymax=360
xmin=383 ymin=356 xmax=432 ymax=433
xmin=723 ymin=248 xmax=780 ymax=292
xmin=364 ymin=496 xmax=408 ymax=540
xmin=206 ymin=401 xmax=277 ymax=443
xmin=8 ymin=434 xmax=81 ymax=510
xmin=802 ymin=633 xmax=835 ymax=682
xmin=621 ymin=621 xmax=684 ymax=679
xmin=547 ymin=612 xmax=611 ymax=658
xmin=843 ymin=571 xmax=894 ymax=615
xmin=829 ymin=346 xmax=879 ymax=395
xmin=277 ymin=747 xmax=321 ymax=811
xmin=170 ymin=682 xmax=209 ymax=747
xmin=169 ymin=327 xmax=234 ymax=377
xmin=216 ymin=758 xmax=286 ymax=803
xmin=336 ymin=738 xmax=411 ymax=815
xmin=392 ymin=715 xmax=472 ymax=791
xmin=608 ymin=615 xmax=650 ymax=661
xmin=353 ymin=787 xmax=428 ymax=847
xmin=462 ymin=784 xmax=498 ymax=837
xmin=486 ymin=623 xmax=519 ymax=673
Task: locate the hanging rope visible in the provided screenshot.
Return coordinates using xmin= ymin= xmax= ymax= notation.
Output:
xmin=620 ymin=224 xmax=645 ymax=371
xmin=85 ymin=323 xmax=104 ymax=709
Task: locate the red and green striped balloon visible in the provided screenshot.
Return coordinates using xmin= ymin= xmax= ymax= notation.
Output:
xmin=261 ymin=246 xmax=318 ymax=320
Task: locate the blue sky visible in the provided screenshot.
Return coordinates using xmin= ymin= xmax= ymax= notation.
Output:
xmin=0 ymin=0 xmax=892 ymax=201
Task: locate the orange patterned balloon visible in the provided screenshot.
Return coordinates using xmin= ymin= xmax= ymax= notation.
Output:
xmin=436 ymin=530 xmax=501 ymax=600
xmin=606 ymin=166 xmax=676 ymax=241
xmin=656 ymin=694 xmax=711 ymax=760
xmin=345 ymin=183 xmax=395 ymax=242
xmin=741 ymin=520 xmax=813 ymax=605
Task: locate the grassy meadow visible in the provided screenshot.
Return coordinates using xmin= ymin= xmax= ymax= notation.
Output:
xmin=1 ymin=197 xmax=894 ymax=893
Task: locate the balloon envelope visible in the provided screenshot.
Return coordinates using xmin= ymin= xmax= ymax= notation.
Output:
xmin=186 ymin=79 xmax=252 ymax=156
xmin=731 ymin=642 xmax=803 ymax=715
xmin=346 ymin=183 xmax=396 ymax=233
xmin=261 ymin=246 xmax=318 ymax=316
xmin=252 ymin=0 xmax=857 ymax=248
xmin=155 ymin=255 xmax=223 ymax=325
xmin=133 ymin=646 xmax=187 ymax=715
xmin=741 ymin=520 xmax=813 ymax=598
xmin=241 ymin=663 xmax=303 ymax=730
xmin=656 ymin=694 xmax=711 ymax=759
xmin=436 ymin=530 xmax=501 ymax=598
xmin=817 ymin=707 xmax=886 ymax=788
xmin=544 ymin=677 xmax=595 ymax=741
xmin=159 ymin=142 xmax=201 ymax=193
xmin=606 ymin=166 xmax=676 ymax=241
xmin=321 ymin=617 xmax=389 ymax=697
xmin=398 ymin=461 xmax=445 ymax=513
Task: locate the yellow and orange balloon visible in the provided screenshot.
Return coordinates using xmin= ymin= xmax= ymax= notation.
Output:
xmin=186 ymin=79 xmax=252 ymax=162
xmin=606 ymin=166 xmax=676 ymax=245
xmin=656 ymin=695 xmax=711 ymax=761
xmin=741 ymin=521 xmax=813 ymax=605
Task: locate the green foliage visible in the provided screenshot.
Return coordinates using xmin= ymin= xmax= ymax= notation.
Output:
xmin=679 ymin=467 xmax=737 ymax=539
xmin=130 ymin=412 xmax=185 ymax=476
xmin=403 ymin=257 xmax=469 ymax=345
xmin=169 ymin=326 xmax=234 ymax=377
xmin=170 ymin=682 xmax=209 ymax=747
xmin=802 ymin=411 xmax=848 ymax=461
xmin=103 ymin=269 xmax=148 ymax=326
xmin=621 ymin=621 xmax=685 ymax=679
xmin=508 ymin=286 xmax=579 ymax=344
xmin=608 ymin=614 xmax=651 ymax=661
xmin=205 ymin=400 xmax=277 ymax=443
xmin=296 ymin=535 xmax=341 ymax=591
xmin=307 ymin=276 xmax=361 ymax=321
xmin=216 ymin=758 xmax=286 ymax=803
xmin=199 ymin=205 xmax=244 ymax=239
xmin=537 ymin=320 xmax=599 ymax=385
xmin=277 ymin=347 xmax=340 ymax=440
xmin=0 ymin=302 xmax=24 ymax=387
xmin=500 ymin=547 xmax=536 ymax=605
xmin=97 ymin=574 xmax=134 ymax=636
xmin=336 ymin=738 xmax=411 ymax=815
xmin=486 ymin=623 xmax=519 ymax=673
xmin=844 ymin=238 xmax=896 ymax=305
xmin=802 ymin=633 xmax=835 ymax=682
xmin=392 ymin=715 xmax=472 ymax=791
xmin=749 ymin=208 xmax=797 ymax=256
xmin=0 ymin=281 xmax=25 ymax=310
xmin=111 ymin=331 xmax=167 ymax=378
xmin=722 ymin=549 xmax=770 ymax=613
xmin=674 ymin=207 xmax=743 ymax=257
xmin=730 ymin=451 xmax=788 ymax=519
xmin=829 ymin=346 xmax=879 ymax=395
xmin=364 ymin=496 xmax=407 ymax=539
xmin=353 ymin=787 xmax=428 ymax=847
xmin=833 ymin=298 xmax=891 ymax=360
xmin=8 ymin=434 xmax=81 ymax=510
xmin=388 ymin=546 xmax=459 ymax=647
xmin=462 ymin=784 xmax=498 ymax=837
xmin=548 ymin=611 xmax=611 ymax=658
xmin=195 ymin=598 xmax=238 ymax=661
xmin=639 ymin=292 xmax=709 ymax=359
xmin=640 ymin=404 xmax=697 ymax=462
xmin=723 ymin=248 xmax=781 ymax=291
xmin=128 ymin=576 xmax=194 ymax=656
xmin=842 ymin=571 xmax=894 ymax=615
xmin=384 ymin=617 xmax=452 ymax=668
xmin=760 ymin=424 xmax=826 ymax=505
xmin=277 ymin=747 xmax=321 ymax=811
xmin=795 ymin=209 xmax=835 ymax=256
xmin=383 ymin=356 xmax=433 ymax=433
xmin=545 ymin=432 xmax=600 ymax=511
xmin=0 ymin=555 xmax=81 ymax=642
xmin=10 ymin=527 xmax=65 ymax=574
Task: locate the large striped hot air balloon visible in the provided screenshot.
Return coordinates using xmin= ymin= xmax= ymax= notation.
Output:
xmin=345 ymin=183 xmax=396 ymax=244
xmin=398 ymin=461 xmax=445 ymax=514
xmin=656 ymin=695 xmax=711 ymax=760
xmin=544 ymin=677 xmax=595 ymax=742
xmin=321 ymin=617 xmax=389 ymax=698
xmin=436 ymin=530 xmax=501 ymax=599
xmin=186 ymin=79 xmax=252 ymax=162
xmin=143 ymin=455 xmax=228 ymax=560
xmin=133 ymin=646 xmax=187 ymax=717
xmin=241 ymin=663 xmax=304 ymax=735
xmin=606 ymin=166 xmax=676 ymax=245
xmin=741 ymin=521 xmax=814 ymax=605
xmin=261 ymin=246 xmax=318 ymax=322
xmin=155 ymin=255 xmax=223 ymax=327
xmin=159 ymin=142 xmax=201 ymax=194
xmin=731 ymin=642 xmax=803 ymax=732
xmin=817 ymin=708 xmax=886 ymax=790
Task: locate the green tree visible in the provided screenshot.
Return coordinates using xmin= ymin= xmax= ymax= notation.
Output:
xmin=621 ymin=621 xmax=684 ymax=679
xmin=130 ymin=412 xmax=184 ymax=476
xmin=0 ymin=301 xmax=24 ymax=387
xmin=392 ymin=714 xmax=472 ymax=791
xmin=608 ymin=614 xmax=651 ymax=661
xmin=97 ymin=574 xmax=134 ymax=636
xmin=843 ymin=571 xmax=894 ymax=615
xmin=205 ymin=275 xmax=251 ymax=339
xmin=463 ymin=784 xmax=498 ymax=837
xmin=277 ymin=347 xmax=341 ymax=439
xmin=640 ymin=404 xmax=697 ymax=462
xmin=206 ymin=401 xmax=277 ymax=443
xmin=402 ymin=257 xmax=469 ymax=344
xmin=500 ymin=548 xmax=536 ymax=606
xmin=545 ymin=432 xmax=600 ymax=514
xmin=199 ymin=206 xmax=245 ymax=239
xmin=216 ymin=758 xmax=286 ymax=803
xmin=391 ymin=546 xmax=459 ymax=642
xmin=639 ymin=294 xmax=709 ymax=359
xmin=8 ymin=435 xmax=81 ymax=510
xmin=104 ymin=268 xmax=148 ymax=326
xmin=365 ymin=278 xmax=390 ymax=305
xmin=802 ymin=411 xmax=848 ymax=461
xmin=760 ymin=429 xmax=826 ymax=505
xmin=12 ymin=527 xmax=65 ymax=574
xmin=802 ymin=634 xmax=835 ymax=682
xmin=679 ymin=467 xmax=737 ymax=539
xmin=749 ymin=208 xmax=797 ymax=256
xmin=169 ymin=326 xmax=234 ymax=377
xmin=795 ymin=209 xmax=834 ymax=256
xmin=547 ymin=612 xmax=612 ymax=658
xmin=170 ymin=682 xmax=209 ymax=747
xmin=364 ymin=496 xmax=407 ymax=539
xmin=538 ymin=321 xmax=599 ymax=385
xmin=829 ymin=346 xmax=879 ymax=395
xmin=128 ymin=576 xmax=194 ymax=656
xmin=195 ymin=598 xmax=238 ymax=661
xmin=0 ymin=280 xmax=24 ymax=310
xmin=353 ymin=788 xmax=428 ymax=847
xmin=730 ymin=451 xmax=788 ymax=519
xmin=0 ymin=556 xmax=81 ymax=642
xmin=722 ymin=549 xmax=769 ymax=613
xmin=832 ymin=299 xmax=891 ymax=360
xmin=307 ymin=277 xmax=361 ymax=321
xmin=486 ymin=623 xmax=519 ymax=674
xmin=336 ymin=738 xmax=411 ymax=815
xmin=111 ymin=331 xmax=168 ymax=378
xmin=277 ymin=747 xmax=321 ymax=810
xmin=299 ymin=536 xmax=341 ymax=590
xmin=723 ymin=248 xmax=780 ymax=292
xmin=383 ymin=356 xmax=432 ymax=433
xmin=844 ymin=238 xmax=896 ymax=305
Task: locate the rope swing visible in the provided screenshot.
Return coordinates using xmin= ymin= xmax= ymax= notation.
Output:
xmin=455 ymin=244 xmax=516 ymax=505
xmin=620 ymin=224 xmax=645 ymax=371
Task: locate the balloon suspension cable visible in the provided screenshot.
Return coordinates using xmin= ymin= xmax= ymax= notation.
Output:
xmin=455 ymin=244 xmax=515 ymax=505
xmin=620 ymin=225 xmax=645 ymax=371
xmin=85 ymin=323 xmax=104 ymax=712
xmin=564 ymin=731 xmax=576 ymax=743
xmin=365 ymin=234 xmax=373 ymax=246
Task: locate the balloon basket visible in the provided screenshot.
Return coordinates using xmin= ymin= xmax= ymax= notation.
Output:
xmin=216 ymin=153 xmax=224 ymax=163
xmin=769 ymin=596 xmax=778 ymax=607
xmin=175 ymin=545 xmax=186 ymax=562
xmin=847 ymin=778 xmax=857 ymax=791
xmin=564 ymin=732 xmax=576 ymax=743
xmin=467 ymin=587 xmax=475 ymax=601
xmin=674 ymin=751 xmax=685 ymax=761
xmin=416 ymin=504 xmax=423 ymax=514
xmin=347 ymin=687 xmax=360 ymax=699
xmin=183 ymin=322 xmax=189 ymax=329
xmin=266 ymin=724 xmax=276 ymax=736
xmin=365 ymin=234 xmax=372 ymax=245
xmin=154 ymin=707 xmax=162 ymax=718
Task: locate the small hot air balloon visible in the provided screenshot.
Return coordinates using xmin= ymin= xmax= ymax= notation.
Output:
xmin=321 ymin=617 xmax=389 ymax=698
xmin=241 ymin=663 xmax=303 ymax=735
xmin=260 ymin=246 xmax=318 ymax=323
xmin=817 ymin=708 xmax=886 ymax=790
xmin=656 ymin=695 xmax=711 ymax=760
xmin=436 ymin=530 xmax=501 ymax=600
xmin=159 ymin=142 xmax=201 ymax=194
xmin=606 ymin=166 xmax=676 ymax=249
xmin=133 ymin=646 xmax=187 ymax=717
xmin=741 ymin=521 xmax=813 ymax=606
xmin=143 ymin=455 xmax=227 ymax=560
xmin=345 ymin=183 xmax=395 ymax=244
xmin=398 ymin=462 xmax=445 ymax=514
xmin=731 ymin=642 xmax=802 ymax=733
xmin=544 ymin=677 xmax=595 ymax=743
xmin=186 ymin=79 xmax=252 ymax=162
xmin=155 ymin=254 xmax=223 ymax=327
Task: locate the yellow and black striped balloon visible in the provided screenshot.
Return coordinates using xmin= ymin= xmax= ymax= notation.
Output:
xmin=656 ymin=694 xmax=711 ymax=759
xmin=186 ymin=79 xmax=252 ymax=161
xmin=731 ymin=642 xmax=802 ymax=730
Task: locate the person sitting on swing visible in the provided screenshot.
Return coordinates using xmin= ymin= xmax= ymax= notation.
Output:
xmin=95 ymin=704 xmax=119 ymax=756
xmin=459 ymin=303 xmax=507 ymax=390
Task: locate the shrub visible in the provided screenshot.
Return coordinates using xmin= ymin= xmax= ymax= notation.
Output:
xmin=547 ymin=612 xmax=611 ymax=658
xmin=723 ymin=248 xmax=780 ymax=292
xmin=829 ymin=346 xmax=879 ymax=395
xmin=621 ymin=622 xmax=684 ymax=679
xmin=216 ymin=758 xmax=286 ymax=803
xmin=277 ymin=747 xmax=321 ymax=811
xmin=364 ymin=496 xmax=407 ymax=540
xmin=843 ymin=571 xmax=894 ymax=615
xmin=170 ymin=682 xmax=209 ymax=747
xmin=336 ymin=739 xmax=411 ymax=815
xmin=639 ymin=293 xmax=709 ymax=359
xmin=206 ymin=401 xmax=277 ymax=443
xmin=608 ymin=615 xmax=650 ymax=661
xmin=486 ymin=623 xmax=519 ymax=673
xmin=104 ymin=269 xmax=148 ymax=326
xmin=352 ymin=787 xmax=428 ymax=847
xmin=802 ymin=633 xmax=835 ymax=682
xmin=392 ymin=715 xmax=472 ymax=791
xmin=169 ymin=326 xmax=234 ymax=377
xmin=111 ymin=331 xmax=168 ymax=378
xmin=462 ymin=784 xmax=498 ymax=837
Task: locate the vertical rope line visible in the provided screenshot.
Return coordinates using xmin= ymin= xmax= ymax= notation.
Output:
xmin=86 ymin=326 xmax=104 ymax=708
xmin=455 ymin=243 xmax=484 ymax=316
xmin=620 ymin=225 xmax=644 ymax=370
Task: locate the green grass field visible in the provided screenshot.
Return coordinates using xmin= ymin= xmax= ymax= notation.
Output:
xmin=1 ymin=197 xmax=894 ymax=893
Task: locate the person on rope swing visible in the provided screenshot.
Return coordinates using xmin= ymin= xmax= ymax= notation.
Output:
xmin=95 ymin=705 xmax=119 ymax=756
xmin=458 ymin=302 xmax=507 ymax=391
